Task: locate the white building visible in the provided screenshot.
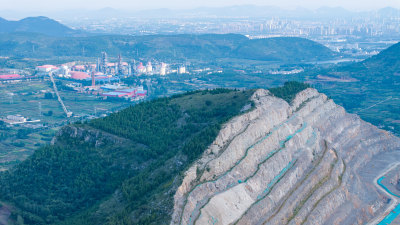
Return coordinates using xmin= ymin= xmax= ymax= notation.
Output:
xmin=6 ymin=115 xmax=27 ymax=123
xmin=57 ymin=65 xmax=70 ymax=78
xmin=160 ymin=63 xmax=167 ymax=75
xmin=146 ymin=62 xmax=153 ymax=74
xmin=178 ymin=66 xmax=186 ymax=74
xmin=36 ymin=65 xmax=59 ymax=73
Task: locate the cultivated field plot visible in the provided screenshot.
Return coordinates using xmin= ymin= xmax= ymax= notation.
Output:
xmin=0 ymin=80 xmax=131 ymax=170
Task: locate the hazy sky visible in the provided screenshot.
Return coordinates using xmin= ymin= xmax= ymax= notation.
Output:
xmin=1 ymin=0 xmax=400 ymax=11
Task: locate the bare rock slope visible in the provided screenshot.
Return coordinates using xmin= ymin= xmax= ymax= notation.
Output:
xmin=171 ymin=88 xmax=400 ymax=225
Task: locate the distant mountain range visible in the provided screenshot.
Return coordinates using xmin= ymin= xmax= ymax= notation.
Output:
xmin=135 ymin=5 xmax=367 ymax=18
xmin=0 ymin=32 xmax=336 ymax=63
xmin=0 ymin=16 xmax=336 ymax=63
xmin=1 ymin=6 xmax=400 ymax=20
xmin=0 ymin=16 xmax=83 ymax=37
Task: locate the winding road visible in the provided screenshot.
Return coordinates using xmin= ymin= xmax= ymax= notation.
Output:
xmin=369 ymin=163 xmax=400 ymax=225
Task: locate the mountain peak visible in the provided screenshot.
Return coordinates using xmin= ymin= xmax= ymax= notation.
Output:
xmin=0 ymin=16 xmax=79 ymax=37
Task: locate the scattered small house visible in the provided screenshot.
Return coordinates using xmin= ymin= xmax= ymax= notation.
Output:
xmin=7 ymin=115 xmax=27 ymax=123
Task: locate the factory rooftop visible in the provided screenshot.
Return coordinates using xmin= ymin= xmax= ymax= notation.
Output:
xmin=0 ymin=74 xmax=21 ymax=80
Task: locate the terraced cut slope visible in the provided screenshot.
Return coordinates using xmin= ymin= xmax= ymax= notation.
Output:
xmin=171 ymin=88 xmax=400 ymax=225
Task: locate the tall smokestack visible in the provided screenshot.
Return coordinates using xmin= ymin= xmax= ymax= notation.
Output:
xmin=92 ymin=71 xmax=95 ymax=88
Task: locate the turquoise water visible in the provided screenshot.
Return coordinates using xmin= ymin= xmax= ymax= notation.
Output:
xmin=377 ymin=177 xmax=400 ymax=225
xmin=258 ymin=159 xmax=296 ymax=199
xmin=378 ymin=204 xmax=400 ymax=225
xmin=377 ymin=177 xmax=400 ymax=198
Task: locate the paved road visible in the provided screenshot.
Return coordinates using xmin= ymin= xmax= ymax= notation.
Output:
xmin=368 ymin=163 xmax=400 ymax=225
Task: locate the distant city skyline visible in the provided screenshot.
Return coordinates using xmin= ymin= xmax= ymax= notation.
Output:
xmin=1 ymin=0 xmax=400 ymax=12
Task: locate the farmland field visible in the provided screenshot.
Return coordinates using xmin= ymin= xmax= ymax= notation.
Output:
xmin=0 ymin=79 xmax=130 ymax=170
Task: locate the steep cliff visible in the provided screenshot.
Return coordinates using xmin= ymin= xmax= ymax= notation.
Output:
xmin=172 ymin=88 xmax=400 ymax=225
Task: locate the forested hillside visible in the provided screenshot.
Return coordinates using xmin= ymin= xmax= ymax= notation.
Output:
xmin=0 ymin=33 xmax=336 ymax=63
xmin=233 ymin=37 xmax=333 ymax=62
xmin=0 ymin=89 xmax=255 ymax=224
xmin=305 ymin=41 xmax=400 ymax=136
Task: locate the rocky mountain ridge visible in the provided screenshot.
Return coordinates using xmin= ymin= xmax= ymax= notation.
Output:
xmin=172 ymin=88 xmax=400 ymax=225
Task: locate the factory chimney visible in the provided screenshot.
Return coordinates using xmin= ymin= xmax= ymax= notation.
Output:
xmin=91 ymin=71 xmax=95 ymax=88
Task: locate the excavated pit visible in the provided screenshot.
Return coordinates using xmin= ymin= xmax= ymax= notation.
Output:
xmin=171 ymin=88 xmax=400 ymax=225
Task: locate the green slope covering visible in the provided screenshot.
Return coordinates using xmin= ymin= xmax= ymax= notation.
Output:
xmin=0 ymin=89 xmax=256 ymax=225
xmin=0 ymin=33 xmax=335 ymax=63
xmin=306 ymin=41 xmax=400 ymax=136
xmin=322 ymin=41 xmax=400 ymax=83
xmin=233 ymin=37 xmax=334 ymax=62
xmin=269 ymin=81 xmax=310 ymax=103
xmin=362 ymin=42 xmax=400 ymax=74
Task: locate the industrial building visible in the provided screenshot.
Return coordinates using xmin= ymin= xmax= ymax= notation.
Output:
xmin=178 ymin=66 xmax=187 ymax=74
xmin=102 ymin=86 xmax=147 ymax=99
xmin=35 ymin=51 xmax=187 ymax=79
xmin=6 ymin=115 xmax=26 ymax=123
xmin=0 ymin=74 xmax=21 ymax=80
xmin=36 ymin=65 xmax=59 ymax=72
xmin=70 ymin=71 xmax=90 ymax=80
xmin=0 ymin=74 xmax=22 ymax=83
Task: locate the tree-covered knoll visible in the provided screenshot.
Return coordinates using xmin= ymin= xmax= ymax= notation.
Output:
xmin=233 ymin=37 xmax=336 ymax=62
xmin=269 ymin=81 xmax=310 ymax=103
xmin=0 ymin=17 xmax=79 ymax=37
xmin=0 ymin=89 xmax=255 ymax=225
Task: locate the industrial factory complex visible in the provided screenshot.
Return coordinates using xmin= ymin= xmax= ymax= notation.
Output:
xmin=0 ymin=52 xmax=193 ymax=103
xmin=35 ymin=52 xmax=187 ymax=79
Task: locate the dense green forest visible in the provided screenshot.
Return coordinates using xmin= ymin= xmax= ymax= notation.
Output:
xmin=269 ymin=81 xmax=310 ymax=103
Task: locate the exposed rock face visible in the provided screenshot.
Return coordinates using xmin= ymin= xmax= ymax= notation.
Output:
xmin=171 ymin=88 xmax=400 ymax=225
xmin=52 ymin=125 xmax=125 ymax=147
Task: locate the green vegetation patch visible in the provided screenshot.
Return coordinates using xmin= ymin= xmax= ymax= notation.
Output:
xmin=269 ymin=81 xmax=310 ymax=103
